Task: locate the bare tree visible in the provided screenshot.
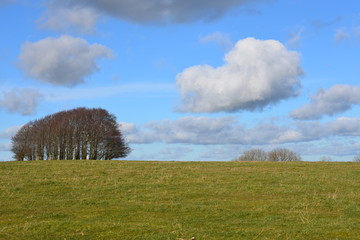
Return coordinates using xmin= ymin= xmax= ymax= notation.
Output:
xmin=353 ymin=155 xmax=360 ymax=162
xmin=11 ymin=107 xmax=131 ymax=161
xmin=268 ymin=148 xmax=302 ymax=162
xmin=235 ymin=149 xmax=268 ymax=161
xmin=11 ymin=122 xmax=33 ymax=161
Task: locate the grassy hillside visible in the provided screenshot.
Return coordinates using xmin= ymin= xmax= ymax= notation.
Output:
xmin=0 ymin=160 xmax=359 ymax=240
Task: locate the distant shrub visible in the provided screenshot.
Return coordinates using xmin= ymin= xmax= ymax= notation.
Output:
xmin=268 ymin=148 xmax=302 ymax=162
xmin=234 ymin=148 xmax=302 ymax=162
xmin=353 ymin=155 xmax=360 ymax=162
xmin=235 ymin=149 xmax=268 ymax=161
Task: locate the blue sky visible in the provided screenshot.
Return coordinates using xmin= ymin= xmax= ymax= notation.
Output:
xmin=1 ymin=0 xmax=360 ymax=161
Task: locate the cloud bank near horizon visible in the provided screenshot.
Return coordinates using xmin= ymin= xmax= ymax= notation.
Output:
xmin=120 ymin=116 xmax=360 ymax=147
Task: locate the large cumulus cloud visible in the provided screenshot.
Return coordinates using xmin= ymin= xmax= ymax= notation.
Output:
xmin=40 ymin=0 xmax=270 ymax=32
xmin=83 ymin=0 xmax=259 ymax=24
xmin=176 ymin=38 xmax=303 ymax=113
xmin=18 ymin=35 xmax=114 ymax=87
xmin=291 ymin=85 xmax=360 ymax=120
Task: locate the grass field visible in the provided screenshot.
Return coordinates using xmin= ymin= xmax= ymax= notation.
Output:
xmin=0 ymin=160 xmax=359 ymax=240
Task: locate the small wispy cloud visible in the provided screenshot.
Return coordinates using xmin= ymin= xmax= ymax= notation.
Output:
xmin=354 ymin=26 xmax=360 ymax=42
xmin=334 ymin=28 xmax=350 ymax=43
xmin=0 ymin=142 xmax=11 ymax=151
xmin=199 ymin=32 xmax=233 ymax=50
xmin=0 ymin=125 xmax=21 ymax=139
xmin=287 ymin=27 xmax=305 ymax=48
xmin=310 ymin=16 xmax=343 ymax=29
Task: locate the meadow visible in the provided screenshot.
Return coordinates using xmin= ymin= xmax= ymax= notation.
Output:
xmin=0 ymin=160 xmax=359 ymax=240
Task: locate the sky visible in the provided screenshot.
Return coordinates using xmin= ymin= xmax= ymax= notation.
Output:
xmin=1 ymin=0 xmax=360 ymax=162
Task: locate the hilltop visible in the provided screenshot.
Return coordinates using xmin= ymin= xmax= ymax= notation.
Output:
xmin=0 ymin=160 xmax=359 ymax=240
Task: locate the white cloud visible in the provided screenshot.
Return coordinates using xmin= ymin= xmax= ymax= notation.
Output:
xmin=122 ymin=116 xmax=239 ymax=144
xmin=199 ymin=145 xmax=244 ymax=161
xmin=310 ymin=17 xmax=342 ymax=29
xmin=158 ymin=147 xmax=194 ymax=160
xmin=291 ymin=85 xmax=360 ymax=120
xmin=40 ymin=0 xmax=271 ymax=31
xmin=0 ymin=88 xmax=43 ymax=115
xmin=334 ymin=28 xmax=350 ymax=42
xmin=121 ymin=116 xmax=360 ymax=146
xmin=293 ymin=117 xmax=360 ymax=142
xmin=286 ymin=27 xmax=304 ymax=48
xmin=18 ymin=35 xmax=114 ymax=87
xmin=121 ymin=116 xmax=236 ymax=144
xmin=39 ymin=2 xmax=101 ymax=34
xmin=291 ymin=141 xmax=360 ymax=157
xmin=177 ymin=38 xmax=303 ymax=113
xmin=200 ymin=32 xmax=233 ymax=50
xmin=354 ymin=26 xmax=360 ymax=42
xmin=0 ymin=125 xmax=21 ymax=139
xmin=0 ymin=142 xmax=11 ymax=151
xmin=272 ymin=130 xmax=303 ymax=144
xmin=329 ymin=117 xmax=360 ymax=136
xmin=121 ymin=116 xmax=360 ymax=159
xmin=122 ymin=116 xmax=280 ymax=145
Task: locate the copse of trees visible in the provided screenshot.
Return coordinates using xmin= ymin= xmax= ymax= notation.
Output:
xmin=234 ymin=148 xmax=302 ymax=162
xmin=11 ymin=107 xmax=131 ymax=161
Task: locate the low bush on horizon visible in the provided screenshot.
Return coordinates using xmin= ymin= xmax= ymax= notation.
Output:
xmin=234 ymin=148 xmax=302 ymax=162
xmin=0 ymin=160 xmax=359 ymax=239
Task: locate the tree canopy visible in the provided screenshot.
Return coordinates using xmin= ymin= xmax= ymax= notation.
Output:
xmin=11 ymin=107 xmax=131 ymax=161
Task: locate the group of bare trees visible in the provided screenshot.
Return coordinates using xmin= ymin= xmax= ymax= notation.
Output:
xmin=11 ymin=107 xmax=131 ymax=161
xmin=234 ymin=148 xmax=302 ymax=162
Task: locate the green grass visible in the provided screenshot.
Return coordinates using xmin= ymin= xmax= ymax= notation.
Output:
xmin=0 ymin=160 xmax=359 ymax=240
